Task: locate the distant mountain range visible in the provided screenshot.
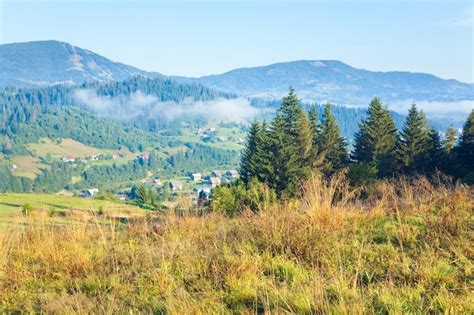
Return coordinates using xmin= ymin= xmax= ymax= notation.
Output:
xmin=189 ymin=60 xmax=474 ymax=106
xmin=0 ymin=40 xmax=160 ymax=87
xmin=1 ymin=40 xmax=473 ymax=109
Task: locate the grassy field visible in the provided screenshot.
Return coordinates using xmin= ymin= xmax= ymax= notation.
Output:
xmin=0 ymin=176 xmax=472 ymax=313
xmin=11 ymin=155 xmax=49 ymax=179
xmin=0 ymin=193 xmax=143 ymax=216
xmin=27 ymin=138 xmax=111 ymax=158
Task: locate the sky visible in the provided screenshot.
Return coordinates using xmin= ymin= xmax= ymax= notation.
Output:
xmin=1 ymin=0 xmax=473 ymax=82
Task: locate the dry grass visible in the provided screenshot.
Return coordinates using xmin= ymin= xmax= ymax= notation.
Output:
xmin=0 ymin=175 xmax=473 ymax=314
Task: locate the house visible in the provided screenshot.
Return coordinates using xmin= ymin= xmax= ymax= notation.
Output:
xmin=211 ymin=170 xmax=222 ymax=177
xmin=82 ymin=188 xmax=99 ymax=198
xmin=62 ymin=156 xmax=76 ymax=163
xmin=226 ymin=169 xmax=240 ymax=178
xmin=170 ymin=181 xmax=183 ymax=192
xmin=10 ymin=164 xmax=17 ymax=172
xmin=209 ymin=177 xmax=221 ymax=187
xmin=191 ymin=173 xmax=202 ymax=181
xmin=90 ymin=155 xmax=99 ymax=161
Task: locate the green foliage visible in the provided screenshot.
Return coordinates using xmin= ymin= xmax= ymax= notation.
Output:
xmin=398 ymin=104 xmax=431 ymax=174
xmin=21 ymin=203 xmax=33 ymax=216
xmin=348 ymin=163 xmax=378 ymax=186
xmin=131 ymin=185 xmax=158 ymax=209
xmin=315 ymin=104 xmax=348 ymax=175
xmin=443 ymin=126 xmax=457 ymax=153
xmin=352 ymin=98 xmax=399 ymax=177
xmin=210 ymin=179 xmax=277 ymax=216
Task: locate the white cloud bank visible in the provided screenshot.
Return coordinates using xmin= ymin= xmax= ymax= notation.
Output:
xmin=390 ymin=99 xmax=473 ymax=115
xmin=74 ymin=89 xmax=268 ymax=123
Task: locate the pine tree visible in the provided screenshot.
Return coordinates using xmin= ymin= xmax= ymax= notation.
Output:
xmin=398 ymin=104 xmax=430 ymax=174
xmin=316 ymin=104 xmax=347 ymax=175
xmin=352 ymin=98 xmax=398 ymax=177
xmin=443 ymin=126 xmax=457 ymax=153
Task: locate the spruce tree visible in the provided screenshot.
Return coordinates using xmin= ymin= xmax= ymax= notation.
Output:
xmin=240 ymin=121 xmax=272 ymax=184
xmin=270 ymin=88 xmax=314 ymax=196
xmin=398 ymin=104 xmax=430 ymax=174
xmin=443 ymin=126 xmax=457 ymax=153
xmin=240 ymin=121 xmax=260 ymax=183
xmin=352 ymin=98 xmax=398 ymax=177
xmin=458 ymin=111 xmax=474 ymax=172
xmin=316 ymin=104 xmax=348 ymax=175
xmin=308 ymin=105 xmax=324 ymax=168
xmin=426 ymin=128 xmax=444 ymax=172
xmin=295 ymin=108 xmax=314 ymax=175
xmin=269 ymin=115 xmax=299 ymax=196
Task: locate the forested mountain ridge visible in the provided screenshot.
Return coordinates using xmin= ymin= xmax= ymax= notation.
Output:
xmin=2 ymin=41 xmax=472 ymax=112
xmin=189 ymin=60 xmax=474 ymax=105
xmin=0 ymin=40 xmax=161 ymax=87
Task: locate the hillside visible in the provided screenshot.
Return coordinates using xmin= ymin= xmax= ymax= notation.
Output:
xmin=1 ymin=176 xmax=471 ymax=313
xmin=0 ymin=40 xmax=160 ymax=87
xmin=190 ymin=60 xmax=474 ymax=105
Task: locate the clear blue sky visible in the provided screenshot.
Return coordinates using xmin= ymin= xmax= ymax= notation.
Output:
xmin=1 ymin=0 xmax=472 ymax=82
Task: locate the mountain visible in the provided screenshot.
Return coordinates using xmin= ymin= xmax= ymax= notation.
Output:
xmin=190 ymin=60 xmax=474 ymax=106
xmin=0 ymin=40 xmax=160 ymax=87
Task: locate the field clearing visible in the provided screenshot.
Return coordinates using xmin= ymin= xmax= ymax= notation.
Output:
xmin=11 ymin=156 xmax=48 ymax=179
xmin=0 ymin=193 xmax=143 ymax=216
xmin=27 ymin=138 xmax=109 ymax=158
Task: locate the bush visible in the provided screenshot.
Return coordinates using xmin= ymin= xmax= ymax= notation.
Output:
xmin=210 ymin=179 xmax=277 ymax=216
xmin=21 ymin=203 xmax=33 ymax=216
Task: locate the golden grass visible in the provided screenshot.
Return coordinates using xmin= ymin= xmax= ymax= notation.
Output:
xmin=0 ymin=175 xmax=473 ymax=313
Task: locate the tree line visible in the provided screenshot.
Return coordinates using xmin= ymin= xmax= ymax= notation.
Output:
xmin=240 ymin=88 xmax=474 ymax=197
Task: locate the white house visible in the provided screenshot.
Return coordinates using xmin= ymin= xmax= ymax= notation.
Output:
xmin=82 ymin=188 xmax=99 ymax=198
xmin=62 ymin=156 xmax=76 ymax=163
xmin=191 ymin=173 xmax=202 ymax=181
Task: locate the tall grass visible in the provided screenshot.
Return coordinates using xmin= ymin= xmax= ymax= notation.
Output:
xmin=1 ymin=175 xmax=472 ymax=313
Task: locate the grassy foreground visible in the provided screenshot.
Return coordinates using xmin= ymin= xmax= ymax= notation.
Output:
xmin=0 ymin=175 xmax=473 ymax=313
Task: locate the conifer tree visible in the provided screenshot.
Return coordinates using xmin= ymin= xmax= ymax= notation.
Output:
xmin=426 ymin=128 xmax=445 ymax=172
xmin=295 ymin=108 xmax=314 ymax=174
xmin=316 ymin=104 xmax=348 ymax=175
xmin=269 ymin=88 xmax=313 ymax=196
xmin=240 ymin=121 xmax=261 ymax=183
xmin=308 ymin=105 xmax=325 ymax=168
xmin=352 ymin=98 xmax=398 ymax=177
xmin=269 ymin=115 xmax=299 ymax=196
xmin=443 ymin=126 xmax=457 ymax=153
xmin=398 ymin=104 xmax=430 ymax=174
xmin=240 ymin=121 xmax=272 ymax=184
xmin=458 ymin=111 xmax=474 ymax=171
